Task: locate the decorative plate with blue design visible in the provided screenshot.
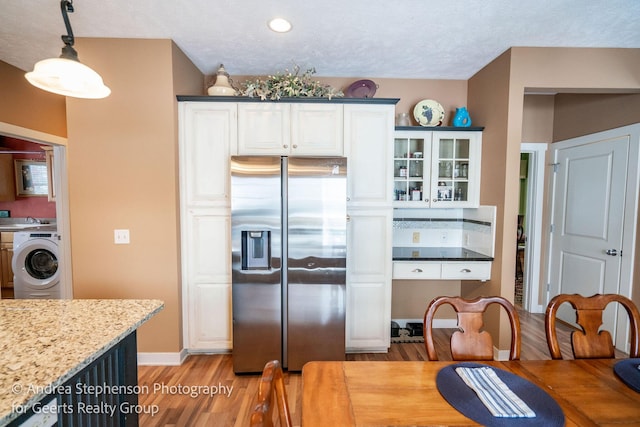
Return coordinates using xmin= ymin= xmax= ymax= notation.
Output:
xmin=413 ymin=99 xmax=445 ymax=126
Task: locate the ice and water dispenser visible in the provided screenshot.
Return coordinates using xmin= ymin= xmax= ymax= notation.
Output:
xmin=241 ymin=231 xmax=271 ymax=270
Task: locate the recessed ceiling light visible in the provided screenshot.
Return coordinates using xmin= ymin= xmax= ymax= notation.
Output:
xmin=268 ymin=18 xmax=292 ymax=33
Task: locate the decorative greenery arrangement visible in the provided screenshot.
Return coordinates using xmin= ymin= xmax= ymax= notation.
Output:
xmin=239 ymin=65 xmax=343 ymax=100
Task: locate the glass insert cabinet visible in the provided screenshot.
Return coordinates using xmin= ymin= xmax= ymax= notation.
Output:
xmin=393 ymin=128 xmax=482 ymax=208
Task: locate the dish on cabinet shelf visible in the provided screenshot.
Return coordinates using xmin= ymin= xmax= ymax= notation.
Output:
xmin=413 ymin=99 xmax=445 ymax=127
xmin=345 ymin=80 xmax=378 ymax=98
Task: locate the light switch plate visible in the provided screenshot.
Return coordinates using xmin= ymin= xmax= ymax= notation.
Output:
xmin=412 ymin=232 xmax=420 ymax=243
xmin=114 ymin=229 xmax=130 ymax=244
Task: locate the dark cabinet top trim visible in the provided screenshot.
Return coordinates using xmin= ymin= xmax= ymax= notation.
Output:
xmin=177 ymin=95 xmax=400 ymax=105
xmin=395 ymin=126 xmax=484 ymax=131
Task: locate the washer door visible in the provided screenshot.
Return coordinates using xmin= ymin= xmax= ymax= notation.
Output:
xmin=13 ymin=238 xmax=59 ymax=288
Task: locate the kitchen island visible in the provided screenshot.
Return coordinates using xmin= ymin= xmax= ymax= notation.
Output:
xmin=0 ymin=299 xmax=163 ymax=426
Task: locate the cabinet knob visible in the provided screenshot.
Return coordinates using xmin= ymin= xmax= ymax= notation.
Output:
xmin=412 ymin=268 xmax=423 ymax=273
xmin=292 ymin=144 xmax=298 ymax=149
xmin=424 ymin=199 xmax=429 ymax=203
xmin=283 ymin=144 xmax=289 ymax=149
xmin=460 ymin=268 xmax=471 ymax=273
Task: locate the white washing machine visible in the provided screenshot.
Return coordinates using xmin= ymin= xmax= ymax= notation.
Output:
xmin=12 ymin=231 xmax=61 ymax=299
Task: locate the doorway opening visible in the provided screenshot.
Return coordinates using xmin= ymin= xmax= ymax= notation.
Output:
xmin=0 ymin=123 xmax=72 ymax=299
xmin=516 ymin=143 xmax=547 ymax=313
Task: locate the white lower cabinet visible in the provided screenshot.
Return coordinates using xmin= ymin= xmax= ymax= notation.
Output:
xmin=183 ymin=209 xmax=233 ymax=350
xmin=346 ymin=208 xmax=393 ymax=352
xmin=441 ymin=262 xmax=491 ymax=280
xmin=393 ymin=260 xmax=492 ymax=281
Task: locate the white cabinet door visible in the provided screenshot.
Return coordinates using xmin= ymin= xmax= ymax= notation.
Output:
xmin=237 ymin=103 xmax=290 ymax=155
xmin=345 ymin=104 xmax=394 ymax=207
xmin=237 ymin=103 xmax=344 ymax=156
xmin=183 ymin=209 xmax=232 ymax=350
xmin=430 ymin=131 xmax=482 ymax=208
xmin=291 ymin=104 xmax=344 ymax=155
xmin=179 ymin=102 xmax=234 ymax=351
xmin=346 ymin=209 xmax=392 ymax=352
xmin=180 ymin=103 xmax=235 ymax=207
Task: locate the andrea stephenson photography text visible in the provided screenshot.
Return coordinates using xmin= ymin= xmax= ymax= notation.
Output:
xmin=11 ymin=380 xmax=234 ymax=418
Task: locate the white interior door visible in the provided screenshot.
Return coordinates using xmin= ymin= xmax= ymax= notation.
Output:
xmin=548 ymin=132 xmax=630 ymax=346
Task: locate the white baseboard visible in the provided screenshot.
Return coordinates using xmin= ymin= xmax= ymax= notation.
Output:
xmin=138 ymin=349 xmax=189 ymax=366
xmin=393 ymin=318 xmax=458 ymax=328
xmin=493 ymin=347 xmax=511 ymax=361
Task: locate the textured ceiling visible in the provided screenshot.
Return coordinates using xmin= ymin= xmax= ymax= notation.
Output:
xmin=1 ymin=0 xmax=639 ymax=80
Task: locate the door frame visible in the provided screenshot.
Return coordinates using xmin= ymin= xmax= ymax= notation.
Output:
xmin=545 ymin=123 xmax=640 ymax=352
xmin=0 ymin=122 xmax=73 ymax=298
xmin=520 ymin=143 xmax=548 ymax=313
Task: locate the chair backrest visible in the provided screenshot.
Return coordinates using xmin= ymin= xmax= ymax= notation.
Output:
xmin=249 ymin=360 xmax=293 ymax=427
xmin=423 ymin=295 xmax=521 ymax=361
xmin=545 ymin=293 xmax=640 ymax=359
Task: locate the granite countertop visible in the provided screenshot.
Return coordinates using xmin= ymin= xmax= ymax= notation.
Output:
xmin=392 ymin=246 xmax=494 ymax=261
xmin=0 ymin=299 xmax=164 ymax=426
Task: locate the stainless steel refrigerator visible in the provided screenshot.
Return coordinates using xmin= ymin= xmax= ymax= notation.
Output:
xmin=231 ymin=156 xmax=347 ymax=373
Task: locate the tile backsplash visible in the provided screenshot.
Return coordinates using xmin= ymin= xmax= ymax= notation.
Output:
xmin=393 ymin=206 xmax=496 ymax=256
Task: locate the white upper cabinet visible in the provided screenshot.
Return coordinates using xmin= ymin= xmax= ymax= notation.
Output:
xmin=344 ymin=104 xmax=394 ymax=206
xmin=180 ymin=102 xmax=236 ymax=207
xmin=237 ymin=103 xmax=344 ymax=156
xmin=393 ymin=129 xmax=482 ymax=208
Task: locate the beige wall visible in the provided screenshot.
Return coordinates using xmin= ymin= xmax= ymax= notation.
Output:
xmin=468 ymin=47 xmax=640 ymax=351
xmin=65 ymin=38 xmax=202 ymax=352
xmin=553 ymin=93 xmax=640 ymax=141
xmin=522 ymin=96 xmax=555 ymax=143
xmin=465 ymin=49 xmax=514 ymax=345
xmin=0 ymin=60 xmax=67 ymax=137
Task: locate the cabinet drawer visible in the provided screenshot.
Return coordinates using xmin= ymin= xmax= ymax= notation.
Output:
xmin=393 ymin=262 xmax=441 ymax=279
xmin=441 ymin=262 xmax=491 ymax=280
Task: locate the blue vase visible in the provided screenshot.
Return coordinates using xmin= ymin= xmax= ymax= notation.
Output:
xmin=453 ymin=107 xmax=472 ymax=127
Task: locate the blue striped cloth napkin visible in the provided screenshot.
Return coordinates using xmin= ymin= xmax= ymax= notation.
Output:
xmin=455 ymin=367 xmax=536 ymax=418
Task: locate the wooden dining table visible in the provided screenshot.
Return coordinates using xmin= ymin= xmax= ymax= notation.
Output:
xmin=301 ymin=359 xmax=640 ymax=426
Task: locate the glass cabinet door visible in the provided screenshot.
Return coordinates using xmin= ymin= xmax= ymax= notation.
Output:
xmin=393 ymin=134 xmax=428 ymax=204
xmin=434 ymin=137 xmax=470 ymax=202
xmin=393 ymin=130 xmax=481 ymax=208
xmin=431 ymin=132 xmax=479 ymax=207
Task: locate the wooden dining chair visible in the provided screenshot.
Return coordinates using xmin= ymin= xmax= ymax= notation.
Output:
xmin=423 ymin=295 xmax=521 ymax=361
xmin=545 ymin=293 xmax=640 ymax=359
xmin=249 ymin=360 xmax=293 ymax=427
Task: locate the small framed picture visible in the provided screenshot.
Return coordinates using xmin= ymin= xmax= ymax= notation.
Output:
xmin=15 ymin=159 xmax=48 ymax=197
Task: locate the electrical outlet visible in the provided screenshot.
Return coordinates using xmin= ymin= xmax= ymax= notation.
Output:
xmin=114 ymin=229 xmax=130 ymax=244
xmin=412 ymin=232 xmax=420 ymax=243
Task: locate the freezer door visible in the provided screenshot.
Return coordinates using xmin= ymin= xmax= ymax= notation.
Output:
xmin=286 ymin=157 xmax=347 ymax=370
xmin=231 ymin=156 xmax=282 ymax=373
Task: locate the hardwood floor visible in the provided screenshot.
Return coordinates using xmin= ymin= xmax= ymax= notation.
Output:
xmin=136 ymin=309 xmax=599 ymax=426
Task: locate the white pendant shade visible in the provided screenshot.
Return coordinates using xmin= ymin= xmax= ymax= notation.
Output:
xmin=25 ymin=57 xmax=111 ymax=99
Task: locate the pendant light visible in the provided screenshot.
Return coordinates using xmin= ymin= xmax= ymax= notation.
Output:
xmin=25 ymin=0 xmax=110 ymax=99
